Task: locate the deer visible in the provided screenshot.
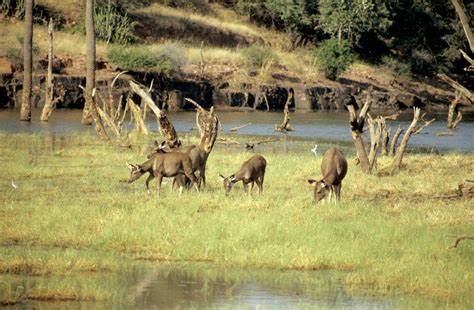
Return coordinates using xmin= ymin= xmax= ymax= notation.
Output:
xmin=147 ymin=141 xmax=209 ymax=189
xmin=219 ymin=154 xmax=267 ymax=195
xmin=308 ymin=148 xmax=347 ymax=203
xmin=126 ymin=152 xmax=199 ymax=197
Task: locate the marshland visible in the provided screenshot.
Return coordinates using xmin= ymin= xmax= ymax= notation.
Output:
xmin=1 ymin=0 xmax=473 ymax=308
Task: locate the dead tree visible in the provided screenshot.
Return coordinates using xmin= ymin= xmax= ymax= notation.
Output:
xmin=185 ymin=98 xmax=220 ymax=154
xmin=447 ymin=92 xmax=463 ymax=129
xmin=345 ymin=92 xmax=372 ymax=173
xmin=41 ymin=19 xmax=57 ymax=121
xmin=367 ymin=114 xmax=382 ymax=171
xmin=390 ymin=107 xmax=433 ymax=173
xmin=379 ymin=117 xmax=390 ymax=156
xmin=450 ymin=0 xmax=473 ymax=53
xmin=275 ymin=90 xmax=294 ymax=132
xmin=82 ymin=0 xmax=108 ymax=140
xmin=130 ymin=81 xmax=180 ymax=148
xmin=390 ymin=126 xmax=403 ymax=156
xmin=20 ymin=0 xmax=33 ymax=121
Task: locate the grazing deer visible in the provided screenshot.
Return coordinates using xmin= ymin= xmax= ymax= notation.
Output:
xmin=308 ymin=148 xmax=347 ymax=203
xmin=219 ymin=154 xmax=266 ymax=195
xmin=148 ymin=142 xmax=209 ymax=189
xmin=126 ymin=152 xmax=199 ymax=196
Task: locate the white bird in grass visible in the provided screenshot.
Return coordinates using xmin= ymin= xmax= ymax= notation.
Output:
xmin=311 ymin=144 xmax=318 ymax=157
xmin=11 ymin=180 xmax=18 ymax=189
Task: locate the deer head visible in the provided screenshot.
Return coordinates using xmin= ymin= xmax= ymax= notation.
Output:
xmin=126 ymin=162 xmax=145 ymax=183
xmin=308 ymin=179 xmax=330 ymax=202
xmin=219 ymin=173 xmax=237 ymax=195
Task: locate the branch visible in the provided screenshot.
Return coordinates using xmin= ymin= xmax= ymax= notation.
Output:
xmin=229 ymin=123 xmax=252 ymax=132
xmin=450 ymin=236 xmax=474 ymax=249
xmin=450 ymin=0 xmax=474 ymax=53
xmin=437 ymin=74 xmax=474 ymax=103
xmin=184 ymin=97 xmax=204 ymax=110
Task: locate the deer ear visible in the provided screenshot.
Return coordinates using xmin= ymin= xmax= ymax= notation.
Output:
xmin=308 ymin=179 xmax=317 ymax=186
xmin=229 ymin=174 xmax=236 ymax=182
xmin=126 ymin=162 xmax=138 ymax=170
xmin=218 ymin=174 xmax=226 ymax=181
xmin=320 ymin=180 xmax=327 ymax=188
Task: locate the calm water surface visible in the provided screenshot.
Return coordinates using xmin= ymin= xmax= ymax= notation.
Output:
xmin=1 ymin=109 xmax=473 ymax=152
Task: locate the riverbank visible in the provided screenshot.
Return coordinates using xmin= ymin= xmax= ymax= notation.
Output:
xmin=1 ymin=132 xmax=473 ymax=307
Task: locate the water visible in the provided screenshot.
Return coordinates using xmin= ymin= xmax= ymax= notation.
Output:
xmin=1 ymin=109 xmax=473 ymax=152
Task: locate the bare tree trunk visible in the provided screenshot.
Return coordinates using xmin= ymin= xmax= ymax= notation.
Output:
xmin=276 ymin=90 xmax=293 ymax=132
xmin=380 ymin=118 xmax=390 ymax=156
xmin=390 ymin=126 xmax=403 ymax=156
xmin=391 ymin=108 xmax=421 ymax=173
xmin=130 ymin=81 xmax=180 ymax=148
xmin=450 ymin=0 xmax=474 ymax=53
xmin=81 ymin=0 xmax=95 ymax=125
xmin=447 ymin=93 xmax=463 ymax=129
xmin=20 ymin=0 xmax=33 ymax=121
xmin=367 ymin=115 xmax=382 ymax=171
xmin=41 ymin=18 xmax=55 ymax=121
xmin=346 ymin=93 xmax=372 ymax=174
xmin=83 ymin=0 xmax=108 ymax=140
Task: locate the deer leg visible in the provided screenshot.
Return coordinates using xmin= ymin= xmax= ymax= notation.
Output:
xmin=156 ymin=174 xmax=163 ymax=198
xmin=145 ymin=174 xmax=154 ymax=194
xmin=258 ymin=176 xmax=264 ymax=194
xmin=335 ymin=184 xmax=342 ymax=201
xmin=200 ymin=166 xmax=206 ymax=188
xmin=243 ymin=181 xmax=248 ymax=194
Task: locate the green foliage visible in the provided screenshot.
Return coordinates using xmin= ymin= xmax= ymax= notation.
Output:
xmin=241 ymin=44 xmax=278 ymax=70
xmin=314 ymin=38 xmax=354 ymax=80
xmin=95 ymin=0 xmax=136 ymax=44
xmin=0 ymin=0 xmax=25 ymax=18
xmin=381 ymin=56 xmax=411 ymax=78
xmin=76 ymin=0 xmax=136 ymax=44
xmin=318 ymin=0 xmax=391 ymax=47
xmin=107 ymin=43 xmax=187 ymax=73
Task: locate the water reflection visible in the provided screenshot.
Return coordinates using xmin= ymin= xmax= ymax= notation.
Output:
xmin=131 ymin=264 xmax=394 ymax=309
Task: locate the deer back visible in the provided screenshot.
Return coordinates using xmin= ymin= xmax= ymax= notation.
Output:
xmin=321 ymin=148 xmax=347 ymax=185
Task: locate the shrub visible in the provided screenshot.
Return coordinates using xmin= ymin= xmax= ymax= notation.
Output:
xmin=241 ymin=44 xmax=278 ymax=70
xmin=314 ymin=38 xmax=354 ymax=80
xmin=107 ymin=44 xmax=187 ymax=73
xmin=381 ymin=56 xmax=411 ymax=78
xmin=0 ymin=0 xmax=25 ymax=18
xmin=76 ymin=0 xmax=136 ymax=45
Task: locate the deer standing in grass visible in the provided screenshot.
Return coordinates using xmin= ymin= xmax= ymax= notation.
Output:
xmin=308 ymin=148 xmax=347 ymax=203
xmin=219 ymin=155 xmax=267 ymax=195
xmin=126 ymin=152 xmax=199 ymax=197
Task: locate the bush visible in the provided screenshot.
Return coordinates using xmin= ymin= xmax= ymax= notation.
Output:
xmin=107 ymin=44 xmax=187 ymax=73
xmin=241 ymin=44 xmax=278 ymax=70
xmin=0 ymin=0 xmax=25 ymax=18
xmin=314 ymin=38 xmax=354 ymax=80
xmin=75 ymin=0 xmax=136 ymax=45
xmin=381 ymin=56 xmax=411 ymax=78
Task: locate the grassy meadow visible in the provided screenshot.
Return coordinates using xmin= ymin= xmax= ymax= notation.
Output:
xmin=0 ymin=131 xmax=473 ymax=307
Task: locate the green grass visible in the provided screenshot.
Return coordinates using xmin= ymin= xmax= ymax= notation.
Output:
xmin=0 ymin=132 xmax=473 ymax=307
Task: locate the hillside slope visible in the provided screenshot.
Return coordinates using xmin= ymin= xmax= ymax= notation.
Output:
xmin=0 ymin=0 xmax=461 ymax=110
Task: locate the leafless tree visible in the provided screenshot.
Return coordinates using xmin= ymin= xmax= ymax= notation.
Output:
xmin=20 ymin=0 xmax=33 ymax=121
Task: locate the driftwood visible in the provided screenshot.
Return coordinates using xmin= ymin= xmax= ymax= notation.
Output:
xmin=130 ymin=81 xmax=180 ymax=148
xmin=457 ymin=179 xmax=474 ymax=198
xmin=229 ymin=123 xmax=251 ymax=132
xmin=437 ymin=131 xmax=455 ymax=137
xmin=245 ymin=138 xmax=279 ymax=151
xmin=275 ymin=90 xmax=294 ymax=132
xmin=346 ymin=90 xmax=372 ymax=173
xmin=450 ymin=236 xmax=474 ymax=249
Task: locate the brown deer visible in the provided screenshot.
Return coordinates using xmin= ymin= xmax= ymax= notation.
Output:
xmin=308 ymin=148 xmax=347 ymax=202
xmin=147 ymin=142 xmax=209 ymax=189
xmin=126 ymin=152 xmax=199 ymax=197
xmin=219 ymin=154 xmax=267 ymax=195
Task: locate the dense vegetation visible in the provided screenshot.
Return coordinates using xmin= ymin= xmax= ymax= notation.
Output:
xmin=1 ymin=0 xmax=471 ymax=80
xmin=233 ymin=0 xmax=472 ymax=76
